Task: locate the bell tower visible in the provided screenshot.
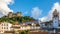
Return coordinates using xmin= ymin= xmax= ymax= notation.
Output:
xmin=53 ymin=9 xmax=59 ymax=28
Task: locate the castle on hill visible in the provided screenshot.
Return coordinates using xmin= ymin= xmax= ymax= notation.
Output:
xmin=5 ymin=12 xmax=22 ymax=18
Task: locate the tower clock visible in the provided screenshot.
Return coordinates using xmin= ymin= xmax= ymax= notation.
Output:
xmin=53 ymin=9 xmax=59 ymax=28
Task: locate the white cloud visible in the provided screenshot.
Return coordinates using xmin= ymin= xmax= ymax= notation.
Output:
xmin=39 ymin=16 xmax=47 ymax=22
xmin=40 ymin=2 xmax=60 ymax=22
xmin=31 ymin=7 xmax=42 ymax=19
xmin=0 ymin=0 xmax=14 ymax=17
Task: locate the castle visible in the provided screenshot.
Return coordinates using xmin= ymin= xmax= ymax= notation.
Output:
xmin=5 ymin=12 xmax=22 ymax=18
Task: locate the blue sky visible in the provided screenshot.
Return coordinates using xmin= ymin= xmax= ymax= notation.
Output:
xmin=8 ymin=0 xmax=60 ymax=19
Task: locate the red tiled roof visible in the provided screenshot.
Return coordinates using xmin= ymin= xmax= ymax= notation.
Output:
xmin=4 ymin=31 xmax=14 ymax=33
xmin=28 ymin=32 xmax=49 ymax=34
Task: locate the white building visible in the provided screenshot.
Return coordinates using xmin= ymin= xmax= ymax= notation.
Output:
xmin=0 ymin=22 xmax=12 ymax=34
xmin=11 ymin=23 xmax=40 ymax=31
xmin=40 ymin=9 xmax=59 ymax=29
xmin=52 ymin=9 xmax=59 ymax=28
xmin=40 ymin=22 xmax=46 ymax=28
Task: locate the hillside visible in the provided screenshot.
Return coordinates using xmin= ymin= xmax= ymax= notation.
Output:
xmin=0 ymin=16 xmax=35 ymax=24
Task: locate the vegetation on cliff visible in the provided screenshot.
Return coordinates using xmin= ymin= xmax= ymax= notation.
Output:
xmin=0 ymin=16 xmax=35 ymax=24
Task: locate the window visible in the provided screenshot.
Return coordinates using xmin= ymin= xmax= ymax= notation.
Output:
xmin=4 ymin=27 xmax=5 ymax=29
xmin=55 ymin=21 xmax=56 ymax=23
xmin=2 ymin=27 xmax=3 ymax=29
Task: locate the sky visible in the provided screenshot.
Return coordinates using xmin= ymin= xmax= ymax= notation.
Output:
xmin=0 ymin=0 xmax=60 ymax=22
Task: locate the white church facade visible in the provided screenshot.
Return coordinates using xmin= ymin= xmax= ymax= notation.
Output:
xmin=40 ymin=9 xmax=60 ymax=29
xmin=52 ymin=9 xmax=59 ymax=28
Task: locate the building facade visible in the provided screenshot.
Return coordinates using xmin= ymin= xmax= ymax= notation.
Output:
xmin=40 ymin=9 xmax=59 ymax=29
xmin=0 ymin=22 xmax=12 ymax=34
xmin=53 ymin=9 xmax=59 ymax=28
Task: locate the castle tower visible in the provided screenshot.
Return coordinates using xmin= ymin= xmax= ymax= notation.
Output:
xmin=53 ymin=9 xmax=59 ymax=28
xmin=16 ymin=12 xmax=22 ymax=17
xmin=8 ymin=12 xmax=13 ymax=18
